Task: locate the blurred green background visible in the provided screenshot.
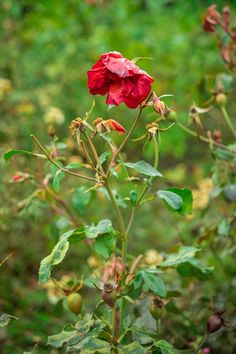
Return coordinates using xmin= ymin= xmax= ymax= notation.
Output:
xmin=1 ymin=0 xmax=236 ymax=353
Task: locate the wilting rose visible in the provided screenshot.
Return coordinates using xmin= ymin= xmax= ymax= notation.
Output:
xmin=93 ymin=118 xmax=126 ymax=135
xmin=87 ymin=52 xmax=154 ymax=109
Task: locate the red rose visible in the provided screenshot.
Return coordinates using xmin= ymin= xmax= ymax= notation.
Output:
xmin=87 ymin=52 xmax=154 ymax=109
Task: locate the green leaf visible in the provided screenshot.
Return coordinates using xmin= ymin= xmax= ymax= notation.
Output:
xmin=160 ymin=246 xmax=200 ymax=268
xmin=141 ymin=271 xmax=167 ymax=297
xmin=3 ymin=149 xmax=46 ymax=161
xmin=118 ymin=341 xmax=147 ymax=354
xmin=99 ymin=151 xmax=111 ymax=165
xmin=110 ymin=166 xmax=119 ymax=178
xmin=177 ymin=259 xmax=214 ymax=280
xmin=129 ymin=190 xmax=138 ymax=205
xmin=72 ymin=186 xmax=92 ymax=215
xmin=47 ymin=330 xmax=78 ymax=348
xmin=53 ymin=169 xmax=65 ymax=193
xmin=125 ymin=160 xmax=163 ymax=177
xmin=93 ymin=232 xmax=116 ymax=260
xmin=65 ymin=162 xmax=84 ymax=169
xmin=85 ymin=219 xmax=114 ymax=239
xmin=218 ymin=219 xmax=231 ymax=236
xmin=0 ymin=313 xmax=18 ymax=327
xmin=23 ymin=344 xmax=39 ymax=354
xmin=213 ymin=147 xmax=235 ymax=161
xmin=38 ymin=228 xmax=85 ymax=283
xmin=152 ymin=339 xmax=181 ymax=353
xmin=74 ymin=338 xmax=111 ymax=353
xmin=157 ymin=188 xmax=192 ymax=215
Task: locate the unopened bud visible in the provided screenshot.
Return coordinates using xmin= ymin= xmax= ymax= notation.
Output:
xmin=215 ymin=93 xmax=227 ymax=107
xmin=149 ymin=296 xmax=164 ymax=320
xmin=102 ymin=283 xmax=117 ymax=308
xmin=167 ymin=110 xmax=177 ymax=121
xmin=207 ymin=314 xmax=223 ymax=333
xmin=153 ymin=93 xmax=170 ymax=117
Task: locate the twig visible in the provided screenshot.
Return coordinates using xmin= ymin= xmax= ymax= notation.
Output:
xmin=31 ymin=135 xmax=96 ymax=182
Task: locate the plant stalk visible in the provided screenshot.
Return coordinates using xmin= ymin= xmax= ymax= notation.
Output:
xmin=220 ymin=106 xmax=236 ymax=138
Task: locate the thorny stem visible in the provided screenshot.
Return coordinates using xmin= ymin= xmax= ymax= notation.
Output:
xmin=106 ymin=102 xmax=147 ymax=178
xmin=176 ymin=121 xmax=236 ymax=155
xmin=79 ymin=137 xmax=97 ymax=172
xmin=83 ymin=131 xmax=105 ymax=175
xmin=125 ymin=136 xmax=159 ymax=235
xmin=105 ymin=178 xmax=127 ymax=336
xmin=138 ymin=135 xmax=159 ymax=204
xmin=220 ymin=106 xmax=236 ymax=138
xmin=31 ymin=135 xmax=96 ymax=182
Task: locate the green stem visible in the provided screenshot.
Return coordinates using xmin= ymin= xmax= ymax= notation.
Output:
xmin=83 ymin=131 xmax=105 ymax=175
xmin=105 ymin=179 xmax=128 ymax=335
xmin=220 ymin=106 xmax=236 ymax=138
xmin=105 ymin=180 xmax=126 ymax=239
xmin=137 ymin=135 xmax=159 ymax=204
xmin=177 ymin=121 xmax=236 ymax=154
xmin=106 ymin=106 xmax=144 ymax=177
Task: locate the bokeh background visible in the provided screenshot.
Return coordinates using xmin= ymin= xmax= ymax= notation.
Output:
xmin=1 ymin=0 xmax=236 ymax=353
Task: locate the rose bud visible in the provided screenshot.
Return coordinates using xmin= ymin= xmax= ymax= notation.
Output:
xmin=102 ymin=283 xmax=117 ymax=308
xmin=215 ymin=93 xmax=227 ymax=107
xmin=149 ymin=296 xmax=165 ymax=320
xmin=212 ymin=130 xmax=222 ymax=144
xmin=153 ymin=93 xmax=170 ymax=118
xmin=207 ymin=313 xmax=224 ymax=334
xmin=11 ymin=173 xmax=30 ymax=183
xmin=203 ymin=5 xmax=221 ymax=33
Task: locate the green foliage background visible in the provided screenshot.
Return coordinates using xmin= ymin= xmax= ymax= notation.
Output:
xmin=1 ymin=0 xmax=236 ymax=353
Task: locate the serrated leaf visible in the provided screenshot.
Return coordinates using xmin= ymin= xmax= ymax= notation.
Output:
xmin=39 ymin=228 xmax=85 ymax=283
xmin=93 ymin=233 xmax=116 ymax=260
xmin=177 ymin=259 xmax=214 ymax=280
xmin=3 ymin=149 xmax=46 ymax=161
xmin=141 ymin=271 xmax=167 ymax=297
xmin=0 ymin=313 xmax=18 ymax=327
xmin=125 ymin=160 xmax=163 ymax=177
xmin=72 ymin=338 xmax=111 ymax=353
xmin=85 ymin=219 xmax=114 ymax=239
xmin=160 ymin=246 xmax=200 ymax=268
xmin=152 ymin=339 xmax=181 ymax=353
xmin=72 ymin=186 xmax=92 ymax=215
xmin=118 ymin=341 xmax=147 ymax=354
xmin=157 ymin=188 xmax=192 ymax=215
xmin=47 ymin=330 xmax=78 ymax=348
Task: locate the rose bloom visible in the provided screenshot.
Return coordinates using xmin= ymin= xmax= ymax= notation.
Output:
xmin=87 ymin=52 xmax=154 ymax=109
xmin=203 ymin=4 xmax=221 ymax=32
